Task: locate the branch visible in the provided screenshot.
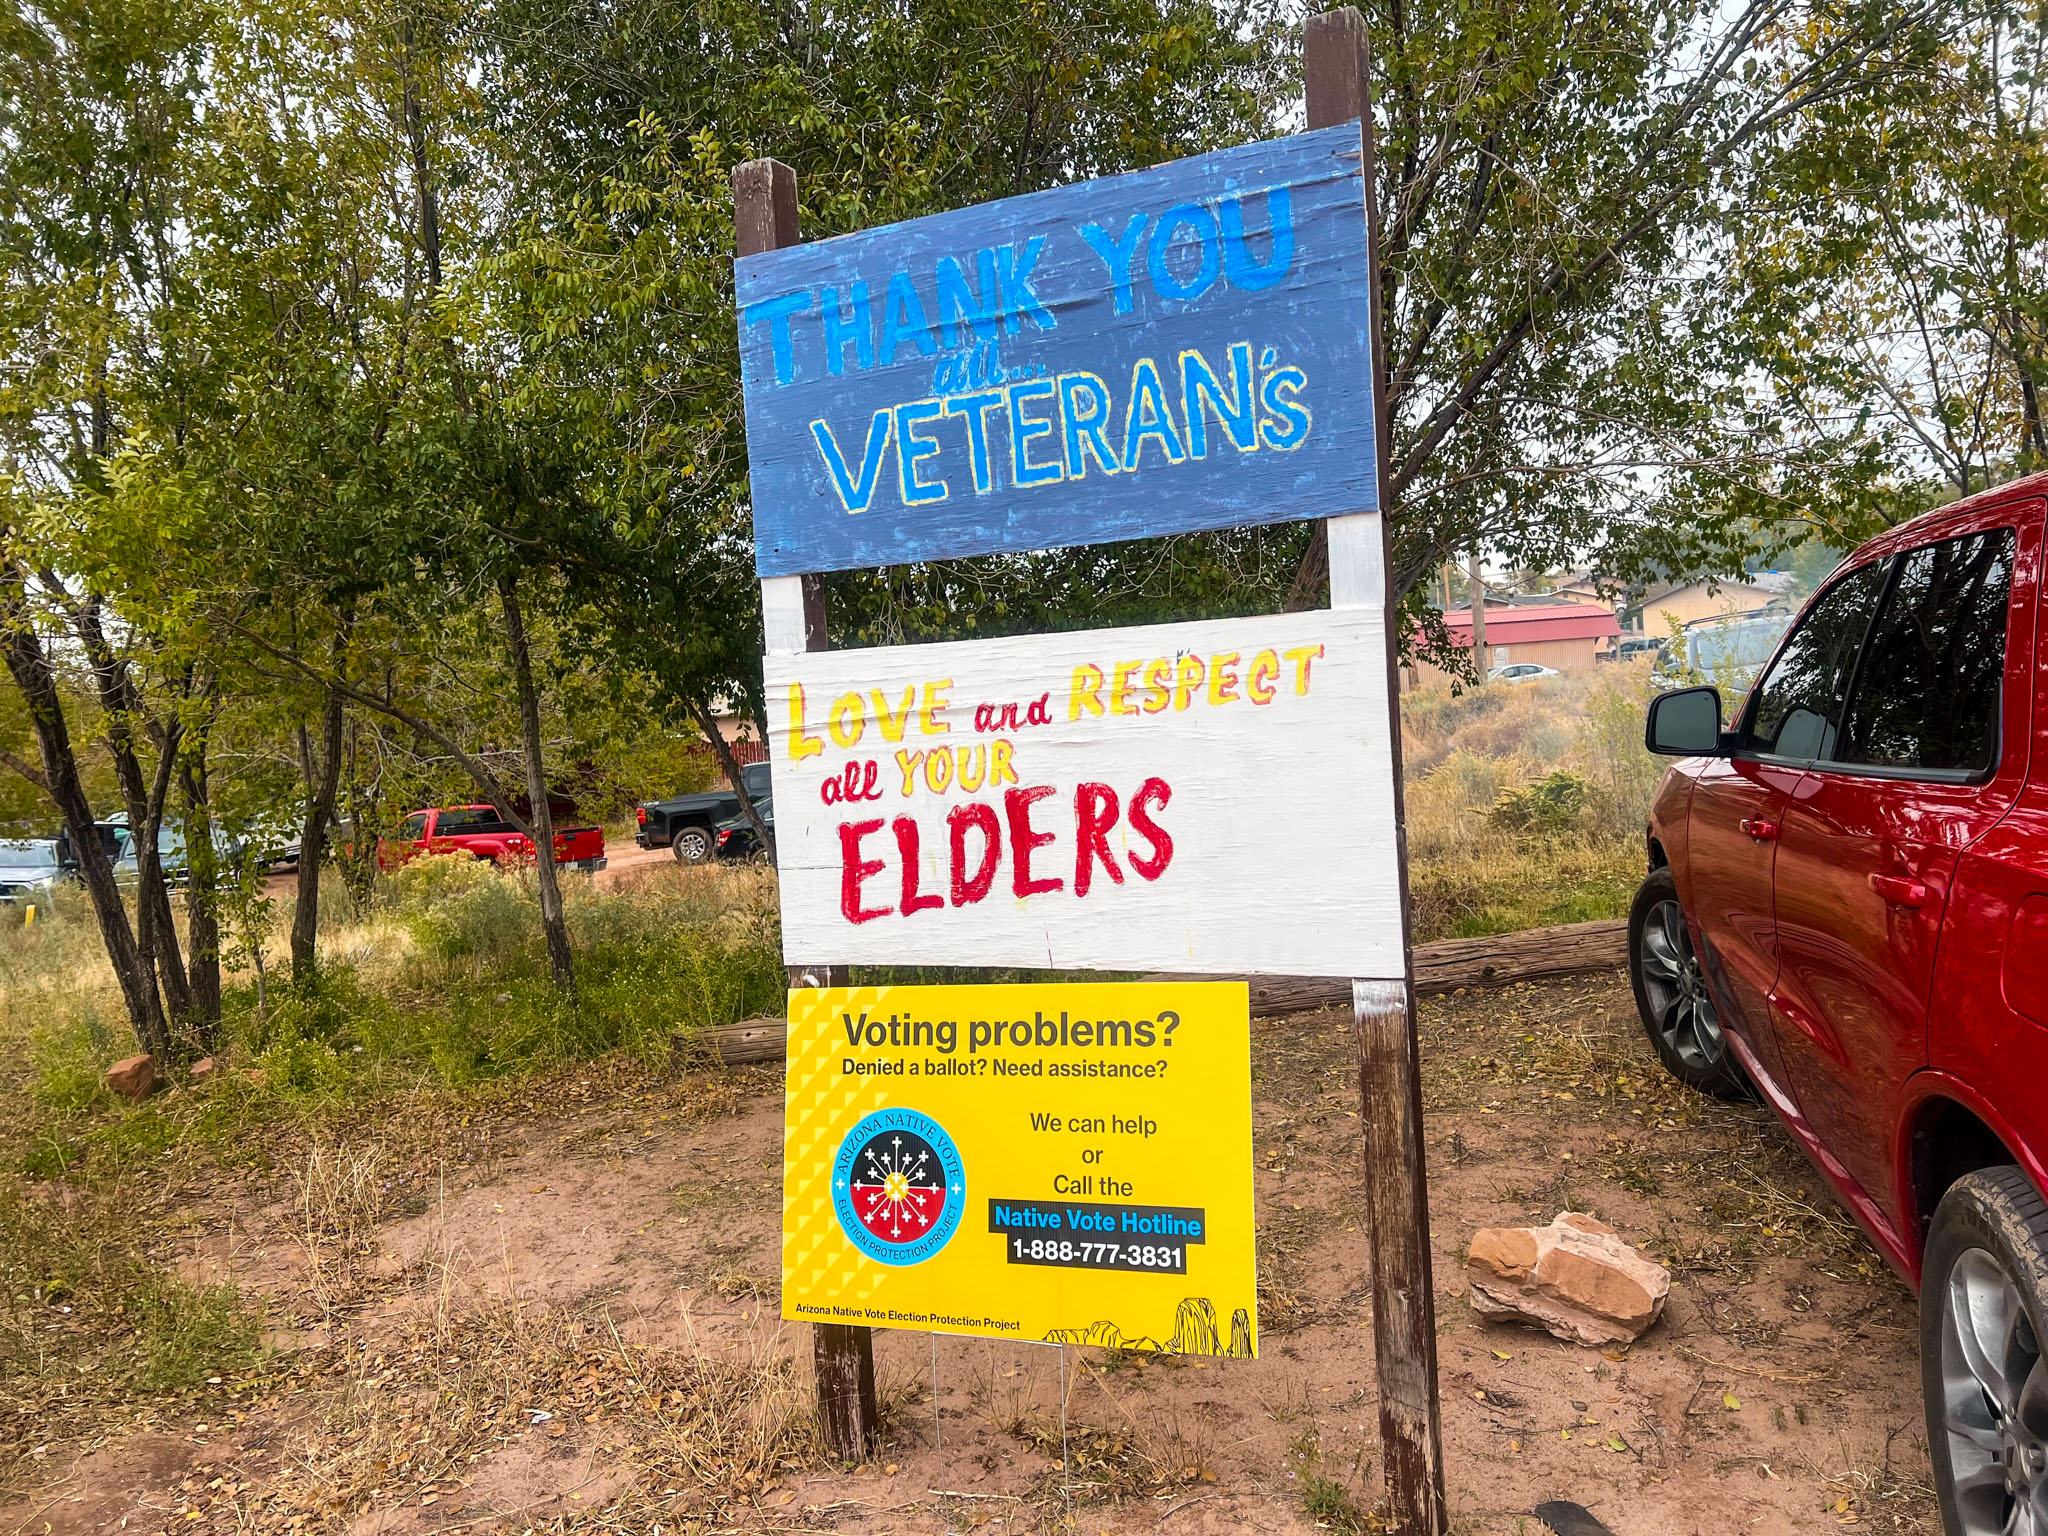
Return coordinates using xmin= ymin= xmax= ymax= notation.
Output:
xmin=229 ymin=622 xmax=535 ymax=839
xmin=0 ymin=746 xmax=48 ymax=791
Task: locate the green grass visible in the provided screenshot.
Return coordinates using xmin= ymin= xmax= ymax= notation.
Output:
xmin=0 ymin=858 xmax=789 ymax=1180
xmin=0 ymin=1181 xmax=265 ymax=1404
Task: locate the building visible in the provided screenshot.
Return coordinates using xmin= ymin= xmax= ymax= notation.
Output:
xmin=1413 ymin=600 xmax=1622 ymax=687
xmin=1636 ymin=573 xmax=1792 ymax=636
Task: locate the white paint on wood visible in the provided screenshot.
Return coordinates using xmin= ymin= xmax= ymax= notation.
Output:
xmin=762 ymin=575 xmax=811 ymax=656
xmin=764 ymin=608 xmax=1404 ymax=978
xmin=1327 ymin=511 xmax=1387 ymax=610
xmin=1353 ymin=976 xmax=1407 ymax=1015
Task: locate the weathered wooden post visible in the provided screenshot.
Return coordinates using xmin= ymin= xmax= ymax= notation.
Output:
xmin=732 ymin=155 xmax=880 ymax=1463
xmin=1304 ymin=10 xmax=1450 ymax=1533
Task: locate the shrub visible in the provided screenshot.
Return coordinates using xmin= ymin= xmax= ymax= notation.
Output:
xmin=1488 ymin=769 xmax=1591 ymax=835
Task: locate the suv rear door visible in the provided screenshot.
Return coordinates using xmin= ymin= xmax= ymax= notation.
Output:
xmin=1769 ymin=512 xmax=2039 ymax=1238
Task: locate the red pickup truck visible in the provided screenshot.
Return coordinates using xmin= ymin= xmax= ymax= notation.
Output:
xmin=386 ymin=807 xmax=607 ymax=872
xmin=1633 ymin=474 xmax=2048 ymax=1533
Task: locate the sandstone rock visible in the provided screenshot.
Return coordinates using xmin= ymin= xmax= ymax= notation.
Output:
xmin=106 ymin=1054 xmax=159 ymax=1101
xmin=242 ymin=1067 xmax=268 ymax=1087
xmin=189 ymin=1056 xmax=218 ymax=1082
xmin=1465 ymin=1211 xmax=1669 ymax=1346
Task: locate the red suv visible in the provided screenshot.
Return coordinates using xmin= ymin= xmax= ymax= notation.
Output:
xmin=1633 ymin=477 xmax=2048 ymax=1534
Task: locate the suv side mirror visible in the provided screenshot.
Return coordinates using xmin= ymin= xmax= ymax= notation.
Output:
xmin=1645 ymin=686 xmax=1727 ymax=756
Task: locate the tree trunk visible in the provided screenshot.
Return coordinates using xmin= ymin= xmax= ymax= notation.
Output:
xmin=693 ymin=696 xmax=773 ymax=855
xmin=138 ymin=721 xmax=193 ymax=1029
xmin=335 ymin=727 xmax=381 ymax=914
xmin=0 ymin=596 xmax=168 ymax=1055
xmin=497 ymin=570 xmax=575 ymax=998
xmin=68 ymin=602 xmax=193 ymax=1027
xmin=178 ymin=710 xmax=222 ymax=1044
xmin=291 ymin=671 xmax=349 ymax=984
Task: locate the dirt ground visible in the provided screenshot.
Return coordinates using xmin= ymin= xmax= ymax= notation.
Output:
xmin=4 ymin=972 xmax=1937 ymax=1536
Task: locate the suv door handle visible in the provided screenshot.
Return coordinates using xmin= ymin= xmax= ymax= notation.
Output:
xmin=1870 ymin=873 xmax=1930 ymax=908
xmin=1740 ymin=818 xmax=1781 ymax=842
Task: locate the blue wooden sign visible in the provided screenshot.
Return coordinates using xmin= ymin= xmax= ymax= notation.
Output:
xmin=736 ymin=125 xmax=1378 ymax=578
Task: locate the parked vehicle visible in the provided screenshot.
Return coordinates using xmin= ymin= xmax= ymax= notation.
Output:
xmin=1654 ymin=608 xmax=1793 ymax=691
xmin=0 ymin=839 xmax=62 ymax=910
xmin=54 ymin=822 xmax=124 ymax=872
xmin=384 ymin=807 xmax=607 ymax=872
xmin=713 ymin=797 xmax=773 ymax=860
xmin=1488 ymin=662 xmax=1559 ymax=684
xmin=56 ymin=819 xmax=204 ymax=883
xmin=1608 ymin=635 xmax=1664 ymax=663
xmin=1630 ymin=475 xmax=2048 ymax=1533
xmin=635 ymin=761 xmax=773 ymax=865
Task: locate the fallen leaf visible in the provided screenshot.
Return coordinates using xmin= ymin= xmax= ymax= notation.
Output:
xmin=1723 ymin=1393 xmax=1742 ymax=1411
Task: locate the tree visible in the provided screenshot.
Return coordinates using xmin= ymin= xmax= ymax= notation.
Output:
xmin=1699 ymin=0 xmax=2048 ymax=560
xmin=0 ymin=0 xmax=229 ymax=1054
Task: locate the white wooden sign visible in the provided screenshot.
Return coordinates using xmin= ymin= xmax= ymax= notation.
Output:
xmin=765 ymin=607 xmax=1401 ymax=978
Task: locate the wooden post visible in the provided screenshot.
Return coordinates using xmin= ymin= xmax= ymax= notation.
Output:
xmin=735 ymin=156 xmax=880 ymax=1463
xmin=1305 ymin=11 xmax=1450 ymax=1535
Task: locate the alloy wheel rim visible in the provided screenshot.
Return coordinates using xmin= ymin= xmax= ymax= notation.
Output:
xmin=1942 ymin=1247 xmax=2048 ymax=1534
xmin=1636 ymin=898 xmax=1725 ymax=1071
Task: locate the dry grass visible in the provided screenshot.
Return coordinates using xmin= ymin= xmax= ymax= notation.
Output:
xmin=960 ymin=1347 xmax=1225 ymax=1514
xmin=164 ymin=1296 xmax=820 ymax=1534
xmin=1400 ymin=664 xmax=1664 ymax=940
xmin=293 ymin=1141 xmax=390 ymax=1320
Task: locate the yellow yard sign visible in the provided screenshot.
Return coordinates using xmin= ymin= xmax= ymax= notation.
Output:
xmin=782 ymin=981 xmax=1257 ymax=1355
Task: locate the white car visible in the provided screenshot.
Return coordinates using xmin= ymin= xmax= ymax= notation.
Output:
xmin=1488 ymin=662 xmax=1560 ymax=684
xmin=0 ymin=838 xmax=62 ymax=909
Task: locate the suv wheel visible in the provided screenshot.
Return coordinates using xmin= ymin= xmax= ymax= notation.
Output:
xmin=672 ymin=826 xmax=715 ymax=865
xmin=1628 ymin=867 xmax=1746 ymax=1098
xmin=1924 ymin=1168 xmax=2048 ymax=1535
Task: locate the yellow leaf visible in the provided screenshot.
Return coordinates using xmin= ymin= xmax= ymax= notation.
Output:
xmin=1723 ymin=1393 xmax=1741 ymax=1410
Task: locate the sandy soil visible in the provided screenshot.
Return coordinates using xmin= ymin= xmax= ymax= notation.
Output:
xmin=6 ymin=973 xmax=1937 ymax=1536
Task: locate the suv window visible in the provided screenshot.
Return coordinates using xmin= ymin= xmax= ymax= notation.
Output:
xmin=1740 ymin=562 xmax=1888 ymax=761
xmin=1833 ymin=527 xmax=2015 ymax=776
xmin=743 ymin=762 xmax=773 ymax=796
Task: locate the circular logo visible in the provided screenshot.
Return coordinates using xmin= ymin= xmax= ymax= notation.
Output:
xmin=832 ymin=1109 xmax=965 ymax=1267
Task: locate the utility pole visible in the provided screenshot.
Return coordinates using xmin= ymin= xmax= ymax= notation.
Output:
xmin=1468 ymin=549 xmax=1487 ymax=677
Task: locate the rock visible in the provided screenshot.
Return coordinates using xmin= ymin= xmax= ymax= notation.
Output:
xmin=189 ymin=1056 xmax=218 ymax=1082
xmin=1465 ymin=1211 xmax=1669 ymax=1346
xmin=106 ymin=1054 xmax=159 ymax=1101
xmin=242 ymin=1067 xmax=268 ymax=1087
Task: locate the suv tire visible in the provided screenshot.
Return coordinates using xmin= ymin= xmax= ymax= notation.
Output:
xmin=672 ymin=825 xmax=715 ymax=865
xmin=1627 ymin=867 xmax=1746 ymax=1099
xmin=1923 ymin=1167 xmax=2048 ymax=1535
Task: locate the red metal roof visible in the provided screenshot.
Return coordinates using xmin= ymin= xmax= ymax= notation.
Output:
xmin=1435 ymin=603 xmax=1621 ymax=645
